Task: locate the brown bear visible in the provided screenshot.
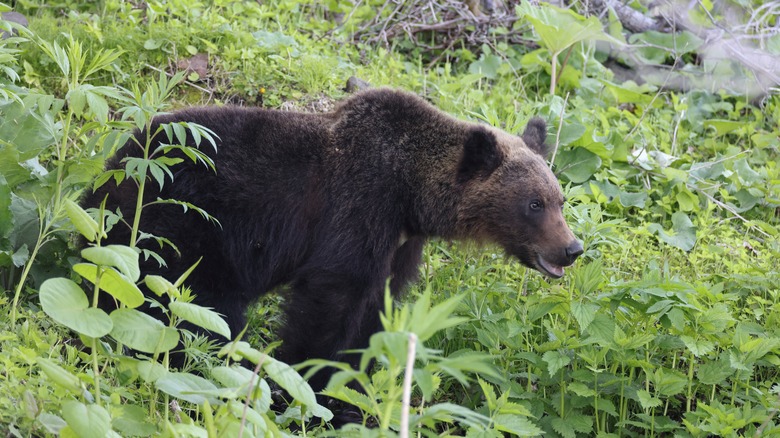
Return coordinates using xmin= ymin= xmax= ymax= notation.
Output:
xmin=84 ymin=88 xmax=582 ymax=394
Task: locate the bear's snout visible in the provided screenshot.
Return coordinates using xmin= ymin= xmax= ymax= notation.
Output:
xmin=565 ymin=240 xmax=584 ymax=264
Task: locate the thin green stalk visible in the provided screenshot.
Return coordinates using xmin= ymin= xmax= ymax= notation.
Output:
xmin=594 ymin=376 xmax=600 ymax=433
xmin=129 ymin=126 xmax=155 ymax=247
xmin=91 ymin=268 xmax=104 ymax=407
xmin=560 ymin=377 xmax=565 ymax=418
xmin=686 ymin=351 xmax=695 ymax=413
xmin=10 ymin=205 xmax=52 ymax=326
xmin=11 ymin=106 xmax=75 ymax=326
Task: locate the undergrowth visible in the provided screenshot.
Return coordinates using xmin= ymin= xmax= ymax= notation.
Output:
xmin=1 ymin=0 xmax=778 ymax=436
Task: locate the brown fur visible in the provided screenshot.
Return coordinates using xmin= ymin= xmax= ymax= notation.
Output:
xmin=83 ymin=88 xmax=582 ymax=403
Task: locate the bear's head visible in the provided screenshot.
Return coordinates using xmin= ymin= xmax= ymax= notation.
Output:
xmin=455 ymin=118 xmax=583 ymax=278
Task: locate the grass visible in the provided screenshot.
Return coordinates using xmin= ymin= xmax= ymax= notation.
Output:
xmin=1 ymin=0 xmax=778 ymax=436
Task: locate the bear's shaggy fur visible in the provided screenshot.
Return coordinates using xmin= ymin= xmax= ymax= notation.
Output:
xmin=84 ymin=88 xmax=582 ymax=391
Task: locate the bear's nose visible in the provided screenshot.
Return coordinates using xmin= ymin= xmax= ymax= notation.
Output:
xmin=565 ymin=241 xmax=584 ymax=263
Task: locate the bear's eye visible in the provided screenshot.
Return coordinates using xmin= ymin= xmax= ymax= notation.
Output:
xmin=529 ymin=200 xmax=543 ymax=211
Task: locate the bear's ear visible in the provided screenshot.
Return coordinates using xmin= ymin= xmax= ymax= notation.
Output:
xmin=521 ymin=117 xmax=549 ymax=157
xmin=457 ymin=127 xmax=503 ymax=184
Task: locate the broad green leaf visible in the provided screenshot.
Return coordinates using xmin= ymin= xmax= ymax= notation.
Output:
xmin=263 ymin=356 xmax=333 ymax=420
xmin=698 ymin=358 xmax=733 ymax=385
xmin=570 ymin=302 xmax=598 ymax=332
xmin=80 ymin=245 xmax=140 ymax=281
xmin=551 ymin=416 xmax=576 ymax=438
xmin=517 ymin=2 xmax=620 ymax=55
xmin=136 ymin=360 xmax=168 ymax=384
xmin=37 ymin=358 xmax=81 ymax=392
xmin=144 ymin=275 xmax=177 ymax=297
xmin=61 ymin=401 xmax=111 ymax=438
xmin=210 ymin=366 xmax=272 ymax=409
xmin=733 ymin=158 xmax=762 ymax=185
xmin=652 ymin=368 xmax=687 ymax=396
xmin=601 ymin=80 xmax=658 ymax=105
xmin=39 ymin=278 xmax=112 ymax=338
xmin=556 ymin=147 xmax=602 ymax=183
xmin=155 ymin=372 xmax=219 ymax=405
xmin=64 ymin=199 xmax=100 ymax=242
xmin=110 ymin=308 xmax=179 ymax=354
xmin=169 ymin=301 xmax=231 ymax=339
xmin=112 ymin=404 xmax=156 ymax=437
xmin=636 ymin=389 xmax=662 ymax=410
xmin=36 ymin=413 xmax=67 ymax=434
xmin=73 ymin=263 xmax=144 ymax=309
xmin=587 ymin=313 xmax=616 ymax=344
xmin=630 ymin=30 xmax=703 ymax=61
xmin=680 ymin=335 xmax=715 ymax=357
xmin=648 ymin=212 xmax=697 ymax=251
xmin=252 ymin=30 xmax=298 ymax=52
xmin=542 ymin=350 xmax=571 ymax=377
xmin=493 ymin=414 xmax=544 ymax=436
xmin=66 ymin=88 xmax=86 ymax=117
xmin=568 ymin=382 xmax=596 ymax=397
xmin=703 ymin=119 xmax=743 ymax=136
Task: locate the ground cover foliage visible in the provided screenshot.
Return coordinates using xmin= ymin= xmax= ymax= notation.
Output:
xmin=0 ymin=0 xmax=778 ymax=436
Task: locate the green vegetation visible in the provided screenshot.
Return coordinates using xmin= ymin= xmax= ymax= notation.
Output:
xmin=1 ymin=0 xmax=778 ymax=436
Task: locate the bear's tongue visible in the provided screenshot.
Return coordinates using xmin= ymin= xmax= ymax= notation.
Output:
xmin=537 ymin=256 xmax=564 ymax=278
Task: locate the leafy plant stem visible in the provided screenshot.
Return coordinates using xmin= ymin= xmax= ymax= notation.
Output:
xmin=550 ymin=50 xmax=560 ymax=95
xmin=91 ymin=337 xmax=103 ymax=407
xmin=10 ymin=203 xmax=54 ymax=326
xmin=686 ymin=351 xmax=695 ymax=413
xmin=129 ymin=131 xmax=152 ymax=248
xmin=554 ymin=46 xmax=574 ymax=92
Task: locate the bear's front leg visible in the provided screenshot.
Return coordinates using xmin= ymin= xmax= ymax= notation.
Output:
xmin=279 ymin=270 xmax=385 ymax=393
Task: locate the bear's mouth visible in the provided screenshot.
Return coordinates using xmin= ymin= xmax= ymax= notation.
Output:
xmin=535 ymin=255 xmax=565 ymax=278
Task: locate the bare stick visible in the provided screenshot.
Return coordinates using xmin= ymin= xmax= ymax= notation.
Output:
xmin=400 ymin=332 xmax=418 ymax=438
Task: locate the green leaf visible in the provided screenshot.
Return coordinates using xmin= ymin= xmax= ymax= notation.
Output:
xmin=517 ymin=2 xmax=621 ymax=55
xmin=680 ymin=335 xmax=715 ymax=357
xmin=64 ymin=199 xmax=101 ymax=242
xmin=551 ymin=416 xmax=576 ymax=438
xmin=698 ymin=358 xmax=733 ymax=385
xmin=144 ymin=275 xmax=177 ymax=297
xmin=648 ymin=212 xmax=697 ymax=251
xmin=110 ymin=308 xmax=179 ymax=354
xmin=587 ymin=313 xmax=616 ymax=344
xmin=733 ymin=158 xmax=762 ymax=185
xmin=169 ymin=301 xmax=231 ymax=339
xmin=67 ymin=88 xmax=86 ymax=117
xmin=61 ymin=401 xmax=111 ymax=438
xmin=263 ymin=356 xmax=333 ymax=420
xmin=37 ymin=358 xmax=82 ymax=392
xmin=556 ymin=147 xmax=602 ymax=183
xmin=636 ymin=389 xmax=662 ymax=410
xmin=571 ymin=301 xmax=598 ymax=332
xmin=703 ymin=119 xmax=743 ymax=136
xmin=409 ymin=290 xmax=467 ymax=342
xmin=73 ymin=263 xmax=144 ymax=309
xmin=155 ymin=372 xmax=220 ymax=405
xmin=80 ymin=245 xmax=140 ymax=281
xmin=143 ymin=39 xmax=162 ymax=50
xmin=542 ymin=350 xmax=571 ymax=377
xmin=39 ymin=278 xmax=113 ymax=338
xmin=568 ymin=382 xmax=596 ymax=397
xmin=493 ymin=414 xmax=544 ymax=436
xmin=112 ymin=404 xmax=156 ymax=437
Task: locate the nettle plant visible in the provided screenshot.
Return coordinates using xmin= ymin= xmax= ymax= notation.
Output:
xmin=0 ymin=34 xmax=326 ymax=434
